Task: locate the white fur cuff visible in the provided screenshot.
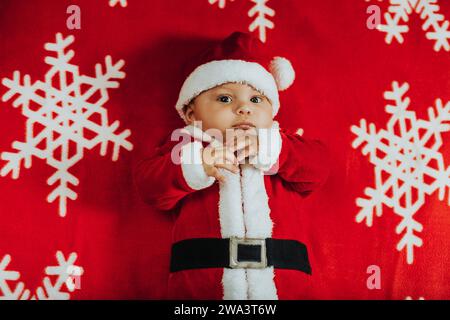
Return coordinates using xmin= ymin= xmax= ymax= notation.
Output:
xmin=180 ymin=141 xmax=215 ymax=190
xmin=252 ymin=122 xmax=282 ymax=173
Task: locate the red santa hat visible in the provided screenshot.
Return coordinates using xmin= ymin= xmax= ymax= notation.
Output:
xmin=175 ymin=31 xmax=296 ymax=122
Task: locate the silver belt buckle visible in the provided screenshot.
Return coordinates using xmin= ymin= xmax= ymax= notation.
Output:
xmin=229 ymin=236 xmax=267 ymax=269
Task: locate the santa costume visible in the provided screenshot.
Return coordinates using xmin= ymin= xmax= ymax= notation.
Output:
xmin=135 ymin=31 xmax=331 ymax=299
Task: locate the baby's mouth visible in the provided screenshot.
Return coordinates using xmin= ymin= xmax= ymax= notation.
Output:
xmin=233 ymin=125 xmax=253 ymax=130
xmin=232 ymin=122 xmax=255 ymax=130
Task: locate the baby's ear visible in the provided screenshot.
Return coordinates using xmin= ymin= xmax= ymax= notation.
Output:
xmin=183 ymin=104 xmax=196 ymax=124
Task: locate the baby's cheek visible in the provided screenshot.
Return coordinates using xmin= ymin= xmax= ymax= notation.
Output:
xmin=256 ymin=112 xmax=274 ymax=129
xmin=213 ymin=110 xmax=235 ymax=128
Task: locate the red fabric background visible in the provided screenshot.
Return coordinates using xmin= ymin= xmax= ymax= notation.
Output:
xmin=0 ymin=0 xmax=448 ymax=299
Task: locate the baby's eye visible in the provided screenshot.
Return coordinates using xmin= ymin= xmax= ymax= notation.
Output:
xmin=250 ymin=96 xmax=263 ymax=103
xmin=217 ymin=95 xmax=232 ymax=103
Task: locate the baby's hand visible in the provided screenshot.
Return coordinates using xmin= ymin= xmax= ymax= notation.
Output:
xmin=202 ymin=128 xmax=259 ymax=183
xmin=202 ymin=144 xmax=239 ymax=184
xmin=226 ymin=128 xmax=259 ymax=164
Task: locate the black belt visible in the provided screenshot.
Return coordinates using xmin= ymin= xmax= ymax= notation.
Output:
xmin=170 ymin=237 xmax=311 ymax=275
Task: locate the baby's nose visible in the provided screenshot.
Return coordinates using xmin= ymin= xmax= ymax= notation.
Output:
xmin=237 ymin=105 xmax=252 ymax=115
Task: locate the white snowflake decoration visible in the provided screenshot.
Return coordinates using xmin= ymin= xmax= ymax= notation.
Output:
xmin=376 ymin=0 xmax=450 ymax=51
xmin=0 ymin=251 xmax=83 ymax=300
xmin=208 ymin=0 xmax=275 ymax=43
xmin=109 ymin=0 xmax=127 ymax=7
xmin=1 ymin=33 xmax=133 ymax=217
xmin=209 ymin=0 xmax=234 ymax=9
xmin=351 ymin=81 xmax=450 ymax=264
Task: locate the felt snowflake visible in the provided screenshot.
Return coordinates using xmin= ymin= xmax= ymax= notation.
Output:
xmin=109 ymin=0 xmax=127 ymax=7
xmin=209 ymin=0 xmax=234 ymax=9
xmin=376 ymin=0 xmax=450 ymax=51
xmin=208 ymin=0 xmax=275 ymax=43
xmin=0 ymin=251 xmax=83 ymax=300
xmin=351 ymin=81 xmax=450 ymax=264
xmin=1 ymin=33 xmax=133 ymax=217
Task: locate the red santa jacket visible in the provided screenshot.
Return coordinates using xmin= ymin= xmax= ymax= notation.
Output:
xmin=134 ymin=122 xmax=331 ymax=300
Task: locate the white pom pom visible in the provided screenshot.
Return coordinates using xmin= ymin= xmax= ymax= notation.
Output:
xmin=269 ymin=56 xmax=295 ymax=91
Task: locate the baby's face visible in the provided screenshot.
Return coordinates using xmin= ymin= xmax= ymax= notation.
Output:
xmin=184 ymin=82 xmax=273 ymax=134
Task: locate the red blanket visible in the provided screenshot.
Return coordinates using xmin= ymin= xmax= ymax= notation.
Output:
xmin=0 ymin=0 xmax=448 ymax=299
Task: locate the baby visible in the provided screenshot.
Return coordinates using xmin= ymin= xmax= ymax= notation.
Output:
xmin=135 ymin=31 xmax=331 ymax=300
